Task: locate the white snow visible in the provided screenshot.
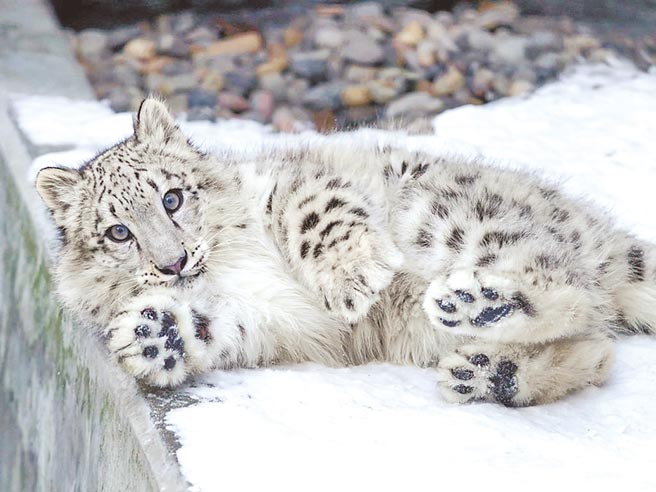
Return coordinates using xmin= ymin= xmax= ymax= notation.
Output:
xmin=16 ymin=62 xmax=656 ymax=492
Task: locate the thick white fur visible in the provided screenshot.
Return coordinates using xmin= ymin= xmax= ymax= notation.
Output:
xmin=35 ymin=100 xmax=656 ymax=406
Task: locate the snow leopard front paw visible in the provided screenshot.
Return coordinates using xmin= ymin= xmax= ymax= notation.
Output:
xmin=437 ymin=346 xmax=520 ymax=407
xmin=423 ymin=269 xmax=536 ymax=340
xmin=106 ymin=293 xmax=213 ymax=387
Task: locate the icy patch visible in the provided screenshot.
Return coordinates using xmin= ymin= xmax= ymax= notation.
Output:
xmin=14 ymin=63 xmax=656 ymax=491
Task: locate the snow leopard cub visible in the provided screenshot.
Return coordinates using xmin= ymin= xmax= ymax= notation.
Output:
xmin=36 ymin=99 xmax=656 ymax=407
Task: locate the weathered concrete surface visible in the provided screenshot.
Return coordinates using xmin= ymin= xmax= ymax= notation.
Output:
xmin=0 ymin=1 xmax=188 ymax=490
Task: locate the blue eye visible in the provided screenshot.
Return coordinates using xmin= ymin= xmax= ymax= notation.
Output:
xmin=106 ymin=224 xmax=131 ymax=242
xmin=163 ymin=189 xmax=183 ymax=213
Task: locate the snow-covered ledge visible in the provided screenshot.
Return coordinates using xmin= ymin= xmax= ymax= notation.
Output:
xmin=0 ymin=1 xmax=187 ymax=490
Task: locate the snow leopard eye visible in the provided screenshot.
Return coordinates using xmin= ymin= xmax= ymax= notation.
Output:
xmin=106 ymin=224 xmax=131 ymax=242
xmin=162 ymin=189 xmax=183 ymax=213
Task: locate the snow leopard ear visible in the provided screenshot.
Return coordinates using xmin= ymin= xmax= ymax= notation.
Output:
xmin=35 ymin=166 xmax=81 ymax=213
xmin=134 ymin=98 xmax=182 ymax=144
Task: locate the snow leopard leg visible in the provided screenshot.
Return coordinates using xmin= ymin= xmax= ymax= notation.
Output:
xmin=269 ymin=170 xmax=403 ymax=323
xmin=105 ymin=289 xmax=246 ymax=387
xmin=437 ymin=333 xmax=614 ymax=406
xmin=597 ymin=234 xmax=656 ymax=335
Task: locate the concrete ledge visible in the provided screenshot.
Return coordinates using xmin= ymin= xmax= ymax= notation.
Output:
xmin=0 ymin=1 xmax=188 ymax=490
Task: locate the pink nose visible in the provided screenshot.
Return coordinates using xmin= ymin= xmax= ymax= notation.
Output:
xmin=156 ymin=252 xmax=187 ymax=276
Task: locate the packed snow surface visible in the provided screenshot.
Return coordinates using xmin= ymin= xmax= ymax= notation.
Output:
xmin=16 ymin=63 xmax=656 ymax=491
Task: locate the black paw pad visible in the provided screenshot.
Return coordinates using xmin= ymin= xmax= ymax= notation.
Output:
xmin=161 ymin=311 xmax=177 ymax=329
xmin=491 ymin=360 xmax=519 ymax=406
xmin=141 ymin=308 xmax=158 ymax=321
xmin=451 ymin=368 xmax=474 ymax=380
xmin=469 ymin=353 xmax=490 ymax=367
xmin=440 ymin=318 xmax=461 ymax=327
xmin=135 ymin=324 xmax=151 ymax=338
xmin=436 ymin=299 xmax=456 ymax=313
xmin=164 ymin=356 xmax=176 ymax=371
xmin=481 ymin=288 xmax=499 ymax=300
xmin=455 ymin=290 xmax=475 ymax=303
xmin=143 ymin=346 xmax=158 ymax=359
xmin=453 ymin=384 xmax=474 ymax=394
xmin=471 ymin=304 xmax=514 ymax=327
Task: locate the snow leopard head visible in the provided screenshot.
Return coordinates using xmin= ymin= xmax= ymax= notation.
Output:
xmin=35 ymin=99 xmax=236 ymax=325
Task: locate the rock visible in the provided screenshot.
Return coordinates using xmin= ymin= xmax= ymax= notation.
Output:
xmin=367 ymin=80 xmax=401 ymax=104
xmin=166 ymin=94 xmax=189 ymax=113
xmin=470 ymin=68 xmax=495 ymax=98
xmin=256 ymin=55 xmax=288 ymax=76
xmin=343 ymin=31 xmax=385 ymax=65
xmin=432 ymin=66 xmax=465 ymax=96
xmin=187 ymin=89 xmax=217 ymax=108
xmin=491 ymin=74 xmax=511 ymax=96
xmin=386 ymin=92 xmax=444 ymax=118
xmin=77 ymin=29 xmax=109 ymax=61
xmin=290 ymin=50 xmax=330 ymax=82
xmin=251 ymin=90 xmax=275 ymax=121
xmin=259 ymin=72 xmax=287 ymax=101
xmin=142 ymin=56 xmax=174 ymax=75
xmin=112 ymin=63 xmax=140 ymax=87
xmin=124 ymin=37 xmax=157 ymax=60
xmin=272 ymin=106 xmax=313 ymax=133
xmin=200 ymin=70 xmax=225 ymax=92
xmin=466 ymin=28 xmax=495 ymax=52
xmin=395 ymin=21 xmax=424 ymax=46
xmin=108 ymin=25 xmax=143 ymax=51
xmin=416 ymin=41 xmax=437 ymax=67
xmin=344 ymin=65 xmax=378 ymax=83
xmin=338 ymin=105 xmax=378 ymax=127
xmin=490 ymin=35 xmax=527 ymax=65
xmin=224 ymin=69 xmax=258 ymax=96
xmin=314 ymin=27 xmax=344 ymax=49
xmin=564 ymin=35 xmax=601 ymax=54
xmin=205 ymin=32 xmax=263 ymax=57
xmin=187 ymin=106 xmax=216 ymax=121
xmin=158 ymin=33 xmax=189 ymax=57
xmin=107 ymin=88 xmax=131 ymax=112
xmin=172 ymin=11 xmax=195 ymax=35
xmin=348 ymin=2 xmax=385 ymax=21
xmin=286 ymin=78 xmax=310 ymax=105
xmin=526 ymin=31 xmax=563 ymax=58
xmin=508 ymin=79 xmax=534 ymax=97
xmin=161 ymin=59 xmax=194 ymax=76
xmin=341 ymin=85 xmax=371 ymax=107
xmin=283 ymin=26 xmax=303 ymax=47
xmin=218 ymin=92 xmax=250 ymax=113
xmin=145 ymin=73 xmax=198 ymax=95
xmin=303 ymin=81 xmax=346 ymax=110
xmin=476 ymin=2 xmax=519 ymax=30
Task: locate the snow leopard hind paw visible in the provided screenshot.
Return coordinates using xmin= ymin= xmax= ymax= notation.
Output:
xmin=437 ymin=348 xmax=520 ymax=407
xmin=105 ymin=293 xmax=212 ymax=387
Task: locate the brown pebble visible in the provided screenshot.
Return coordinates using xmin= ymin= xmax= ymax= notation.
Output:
xmin=341 ymin=85 xmax=371 ymax=107
xmin=124 ymin=38 xmax=156 ymax=60
xmin=205 ymin=32 xmax=263 ymax=57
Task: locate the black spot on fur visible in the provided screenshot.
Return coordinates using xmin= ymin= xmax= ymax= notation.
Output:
xmin=431 ymin=201 xmax=449 ymax=219
xmin=344 ymin=297 xmax=355 ymax=311
xmin=192 ymin=310 xmax=212 ymax=342
xmin=477 ymin=254 xmax=497 ymax=267
xmin=480 ymin=231 xmax=525 ymax=249
xmin=416 ymin=229 xmax=433 ymax=248
xmin=349 ymin=207 xmax=369 ymax=219
xmin=411 ymin=163 xmax=430 ymax=179
xmin=327 ymin=178 xmax=343 ymax=189
xmin=511 ymin=292 xmax=536 ymax=316
xmin=551 ymin=208 xmax=570 ymax=223
xmin=320 ymin=220 xmax=343 ymax=239
xmin=301 ymin=212 xmax=320 ymax=233
xmin=146 ymin=178 xmax=159 ymax=192
xmin=445 ymin=227 xmax=465 ymax=252
xmin=474 ymin=193 xmax=503 ymax=221
xmin=298 ymin=194 xmax=316 ymax=208
xmin=535 ymin=254 xmax=559 ymax=270
xmin=455 ymin=174 xmax=478 ymax=186
xmin=313 ymin=243 xmax=324 ymax=258
xmin=300 ymin=241 xmax=311 ymax=259
xmin=325 ymin=197 xmax=347 ymax=212
xmin=628 ymin=246 xmax=645 ymax=282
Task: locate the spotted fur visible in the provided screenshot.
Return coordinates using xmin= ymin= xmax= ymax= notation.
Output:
xmin=35 ymin=99 xmax=656 ymax=405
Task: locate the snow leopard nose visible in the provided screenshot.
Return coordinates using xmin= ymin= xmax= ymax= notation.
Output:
xmin=156 ymin=251 xmax=188 ymax=276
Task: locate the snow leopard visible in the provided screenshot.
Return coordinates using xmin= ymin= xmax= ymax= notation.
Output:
xmin=35 ymin=98 xmax=656 ymax=407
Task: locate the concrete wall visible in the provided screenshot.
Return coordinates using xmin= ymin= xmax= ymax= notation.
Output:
xmin=0 ymin=1 xmax=188 ymax=490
